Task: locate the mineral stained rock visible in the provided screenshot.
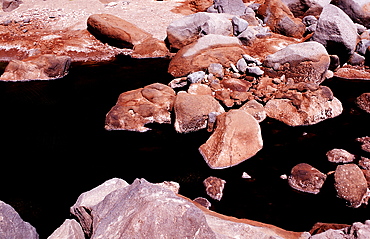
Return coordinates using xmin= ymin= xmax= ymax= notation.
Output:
xmin=326 ymin=148 xmax=356 ymax=163
xmin=288 ymin=163 xmax=327 ymax=194
xmin=203 ymin=176 xmax=226 ymax=201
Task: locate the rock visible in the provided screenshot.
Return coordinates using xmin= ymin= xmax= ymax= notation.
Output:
xmin=187 ymin=71 xmax=206 ymax=84
xmin=288 ymin=163 xmax=327 ymax=194
xmin=0 ymin=54 xmax=71 ymax=81
xmin=309 ymin=222 xmax=350 ymax=235
xmin=168 ymin=77 xmax=188 ymax=89
xmin=90 ymin=178 xmax=217 ymax=238
xmin=87 ymin=14 xmax=152 ymax=48
xmin=47 ymin=219 xmax=84 ymax=239
xmin=232 ymin=16 xmax=249 ymax=36
xmin=105 ymin=83 xmax=176 ymax=132
xmin=0 ymin=200 xmax=39 ymax=239
xmin=311 ymin=4 xmax=359 ymax=64
xmin=332 ymin=0 xmax=370 ymax=28
xmin=265 ymin=86 xmax=343 ymax=126
xmin=193 ymin=197 xmax=212 ymax=209
xmin=216 ymin=78 xmax=253 ymax=107
xmin=208 ymin=63 xmax=224 ymax=78
xmin=356 ymin=136 xmax=370 ymax=153
xmin=237 ymin=26 xmax=272 ymax=46
xmin=131 ymin=37 xmax=170 ymax=58
xmin=310 ymin=221 xmax=370 ymax=239
xmin=359 ymin=156 xmax=370 ymax=170
xmin=326 ymin=149 xmax=356 ymax=163
xmin=174 ymin=91 xmax=225 ymax=133
xmin=334 ymin=164 xmax=368 ymax=208
xmin=263 ymin=41 xmax=330 ymax=84
xmin=155 ymin=181 xmax=180 ymax=194
xmin=257 ymin=0 xmax=306 ymax=38
xmin=203 ymin=176 xmax=226 ymax=201
xmin=199 ymin=110 xmax=263 ymax=169
xmin=207 ymin=0 xmax=247 ymax=15
xmin=189 ymin=0 xmax=214 ymax=12
xmin=282 ymin=0 xmax=330 ymax=17
xmin=240 ymin=100 xmax=267 ymax=122
xmin=166 ymin=13 xmax=233 ymax=51
xmin=2 ymin=0 xmax=22 ymax=12
xmin=356 ymin=92 xmax=370 ymax=113
xmin=188 ymin=83 xmax=213 ymax=96
xmin=168 ymin=34 xmax=246 ymax=78
xmin=243 ymin=54 xmax=262 ymax=66
xmin=70 ymin=178 xmax=129 ymax=237
xmin=246 ymin=66 xmax=264 ymax=76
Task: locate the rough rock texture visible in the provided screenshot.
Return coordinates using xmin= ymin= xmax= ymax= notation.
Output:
xmin=310 ymin=221 xmax=370 ymax=239
xmin=0 ymin=54 xmax=71 ymax=81
xmin=168 ymin=34 xmax=246 ymax=77
xmin=332 ymin=0 xmax=370 ymax=28
xmin=326 ymin=148 xmax=355 ymax=163
xmin=47 ymin=219 xmax=84 ymax=239
xmin=207 ymin=0 xmax=247 ymax=16
xmin=356 ymin=92 xmax=370 ymax=113
xmin=0 ymin=200 xmax=39 ymax=239
xmin=282 ymin=0 xmax=330 ymax=17
xmin=166 ymin=12 xmax=233 ymax=51
xmin=263 ymin=41 xmax=330 ymax=84
xmin=105 ymin=83 xmax=176 ymax=132
xmin=203 ymin=176 xmax=226 ymax=201
xmin=334 ymin=164 xmax=368 ymax=208
xmin=257 ymin=0 xmax=306 ymax=38
xmin=70 ymin=178 xmax=129 ymax=237
xmin=174 ymin=91 xmax=225 ymax=133
xmin=240 ymin=100 xmax=267 ymax=122
xmin=357 ymin=136 xmax=370 ymax=153
xmin=199 ymin=110 xmax=263 ymax=169
xmin=2 ymin=0 xmax=22 ymax=12
xmin=90 ymin=178 xmax=217 ymax=239
xmin=265 ymin=86 xmax=343 ymax=126
xmin=311 ymin=4 xmax=359 ymax=64
xmin=288 ymin=163 xmax=327 ymax=194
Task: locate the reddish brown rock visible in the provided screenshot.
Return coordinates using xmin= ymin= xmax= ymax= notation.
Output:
xmin=168 ymin=34 xmax=246 ymax=78
xmin=199 ymin=109 xmax=263 ymax=169
xmin=309 ymin=222 xmax=350 ymax=235
xmin=357 ymin=136 xmax=370 ymax=153
xmin=240 ymin=100 xmax=267 ymax=122
xmin=326 ymin=149 xmax=356 ymax=163
xmin=334 ymin=164 xmax=368 ymax=208
xmin=105 ymin=83 xmax=176 ymax=132
xmin=356 ymin=92 xmax=370 ymax=113
xmin=174 ymin=91 xmax=225 ymax=133
xmin=288 ymin=163 xmax=327 ymax=194
xmin=131 ymin=37 xmax=170 ymax=58
xmin=203 ymin=176 xmax=226 ymax=201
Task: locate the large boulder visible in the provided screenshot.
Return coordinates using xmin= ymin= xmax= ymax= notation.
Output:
xmin=334 ymin=164 xmax=369 ymax=208
xmin=311 ymin=4 xmax=359 ymax=64
xmin=288 ymin=163 xmax=327 ymax=194
xmin=166 ymin=13 xmax=233 ymax=51
xmin=199 ymin=110 xmax=263 ymax=169
xmin=263 ymin=41 xmax=330 ymax=84
xmin=0 ymin=200 xmax=39 ymax=239
xmin=168 ymin=34 xmax=246 ymax=77
xmin=257 ymin=0 xmax=306 ymax=38
xmin=0 ymin=54 xmax=71 ymax=81
xmin=174 ymin=91 xmax=225 ymax=133
xmin=264 ymin=86 xmax=343 ymax=126
xmin=332 ymin=0 xmax=370 ymax=28
xmin=105 ymin=83 xmax=176 ymax=132
xmin=47 ymin=219 xmax=84 ymax=239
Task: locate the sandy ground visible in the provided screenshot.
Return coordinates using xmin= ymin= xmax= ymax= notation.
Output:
xmin=0 ymin=0 xmax=187 ymax=40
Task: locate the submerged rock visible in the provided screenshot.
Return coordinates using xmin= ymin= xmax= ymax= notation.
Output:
xmin=203 ymin=176 xmax=226 ymax=201
xmin=356 ymin=92 xmax=370 ymax=113
xmin=105 ymin=83 xmax=176 ymax=132
xmin=326 ymin=149 xmax=356 ymax=163
xmin=288 ymin=163 xmax=327 ymax=194
xmin=199 ymin=110 xmax=263 ymax=169
xmin=357 ymin=136 xmax=370 ymax=153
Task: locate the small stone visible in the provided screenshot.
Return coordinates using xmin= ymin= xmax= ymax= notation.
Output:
xmin=356 ymin=93 xmax=370 ymax=113
xmin=359 ymin=157 xmax=370 ymax=170
xmin=241 ymin=172 xmax=252 ymax=179
xmin=326 ymin=148 xmax=355 ymax=163
xmin=203 ymin=176 xmax=226 ymax=201
xmin=246 ymin=66 xmax=264 ymax=76
xmin=236 ymin=58 xmax=248 ymax=73
xmin=288 ymin=163 xmax=327 ymax=194
xmin=193 ymin=197 xmax=211 ymax=209
xmin=187 ymin=71 xmax=206 ymax=84
xmin=242 ymin=54 xmax=262 ymax=66
xmin=280 ymin=174 xmax=288 ymax=179
xmin=232 ymin=16 xmax=249 ymax=36
xmin=208 ymin=63 xmax=224 ymax=78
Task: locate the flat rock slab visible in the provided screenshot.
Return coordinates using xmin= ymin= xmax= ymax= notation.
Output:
xmin=288 ymin=163 xmax=327 ymax=194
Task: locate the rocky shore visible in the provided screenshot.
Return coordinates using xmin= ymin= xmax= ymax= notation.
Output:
xmin=1 ymin=0 xmax=370 ymax=238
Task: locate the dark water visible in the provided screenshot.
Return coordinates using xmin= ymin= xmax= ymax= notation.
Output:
xmin=0 ymin=56 xmax=370 ymax=238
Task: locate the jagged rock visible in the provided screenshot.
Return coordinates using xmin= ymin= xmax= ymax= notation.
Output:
xmin=105 ymin=83 xmax=176 ymax=132
xmin=70 ymin=178 xmax=129 ymax=237
xmin=357 ymin=136 xmax=370 ymax=153
xmin=187 ymin=71 xmax=206 ymax=84
xmin=2 ymin=0 xmax=22 ymax=12
xmin=199 ymin=110 xmax=263 ymax=169
xmin=207 ymin=0 xmax=247 ymax=15
xmin=87 ymin=14 xmax=152 ymax=48
xmin=356 ymin=92 xmax=370 ymax=113
xmin=166 ymin=12 xmax=233 ymax=51
xmin=203 ymin=176 xmax=226 ymax=201
xmin=288 ymin=163 xmax=327 ymax=194
xmin=168 ymin=34 xmax=246 ymax=78
xmin=359 ymin=156 xmax=370 ymax=170
xmin=240 ymin=100 xmax=267 ymax=122
xmin=47 ymin=219 xmax=84 ymax=239
xmin=263 ymin=41 xmax=330 ymax=84
xmin=265 ymin=86 xmax=343 ymax=126
xmin=281 ymin=0 xmax=330 ymax=17
xmin=0 ymin=54 xmax=71 ymax=81
xmin=310 ymin=221 xmax=370 ymax=239
xmin=174 ymin=91 xmax=225 ymax=133
xmin=154 ymin=181 xmax=180 ymax=194
xmin=332 ymin=0 xmax=370 ymax=28
xmin=0 ymin=200 xmax=39 ymax=239
xmin=237 ymin=26 xmax=272 ymax=46
xmin=311 ymin=4 xmax=359 ymax=64
xmin=90 ymin=178 xmax=217 ymax=238
xmin=334 ymin=164 xmax=368 ymax=208
xmin=326 ymin=149 xmax=356 ymax=163
xmin=232 ymin=16 xmax=249 ymax=36
xmin=193 ymin=197 xmax=212 ymax=209
xmin=257 ymin=0 xmax=306 ymax=38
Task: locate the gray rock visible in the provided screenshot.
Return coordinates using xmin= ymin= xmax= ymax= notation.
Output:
xmin=0 ymin=200 xmax=39 ymax=239
xmin=356 ymin=39 xmax=370 ymax=56
xmin=208 ymin=63 xmax=224 ymax=78
xmin=90 ymin=178 xmax=217 ymax=239
xmin=47 ymin=219 xmax=84 ymax=239
xmin=326 ymin=148 xmax=356 ymax=163
xmin=203 ymin=176 xmax=226 ymax=201
xmin=232 ymin=16 xmax=249 ymax=36
xmin=246 ymin=66 xmax=264 ymax=76
xmin=332 ymin=0 xmax=370 ymax=28
xmin=167 ymin=12 xmax=233 ymax=50
xmin=312 ymin=4 xmax=359 ymax=64
xmin=187 ymin=71 xmax=206 ymax=83
xmin=302 ymin=15 xmax=318 ymax=26
xmin=236 ymin=58 xmax=248 ymax=72
xmin=2 ymin=0 xmax=22 ymax=12
xmin=243 ymin=54 xmax=262 ymax=66
xmin=288 ymin=163 xmax=327 ymax=194
xmin=349 ymin=52 xmax=365 ymax=65
xmin=237 ymin=26 xmax=271 ymax=46
xmin=208 ymin=0 xmax=247 ymax=16
xmin=281 ymin=0 xmax=330 ymax=17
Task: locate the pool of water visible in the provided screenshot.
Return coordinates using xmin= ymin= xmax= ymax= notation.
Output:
xmin=0 ymin=56 xmax=370 ymax=237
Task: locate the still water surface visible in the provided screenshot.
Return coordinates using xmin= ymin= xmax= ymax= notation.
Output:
xmin=0 ymin=56 xmax=370 ymax=237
